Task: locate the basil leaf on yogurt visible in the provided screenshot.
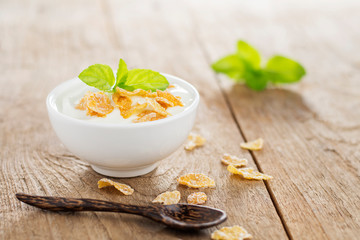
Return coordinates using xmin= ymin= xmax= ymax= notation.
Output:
xmin=78 ymin=64 xmax=115 ymax=92
xmin=78 ymin=59 xmax=169 ymax=92
xmin=121 ymin=69 xmax=169 ymax=92
xmin=116 ymin=58 xmax=128 ymax=87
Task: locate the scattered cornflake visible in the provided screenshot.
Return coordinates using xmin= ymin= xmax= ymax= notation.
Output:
xmin=98 ymin=178 xmax=134 ymax=195
xmin=146 ymin=97 xmax=170 ymax=116
xmin=227 ymin=166 xmax=273 ymax=180
xmin=187 ymin=192 xmax=207 ymax=205
xmin=221 ymin=154 xmax=248 ymax=168
xmin=177 ymin=173 xmax=215 ymax=188
xmin=152 ymin=191 xmax=180 ymax=205
xmin=184 ymin=133 xmax=206 ymax=151
xmin=167 ymin=84 xmax=175 ymax=89
xmin=211 ymin=226 xmax=252 ymax=240
xmin=76 ymin=91 xmax=114 ymax=117
xmin=156 ymin=90 xmax=184 ymax=107
xmin=240 ymin=138 xmax=264 ymax=151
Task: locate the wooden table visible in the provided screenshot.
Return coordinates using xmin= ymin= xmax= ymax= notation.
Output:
xmin=1 ymin=0 xmax=359 ymax=239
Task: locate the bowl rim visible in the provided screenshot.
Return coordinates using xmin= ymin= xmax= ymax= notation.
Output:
xmin=46 ymin=73 xmax=200 ymax=129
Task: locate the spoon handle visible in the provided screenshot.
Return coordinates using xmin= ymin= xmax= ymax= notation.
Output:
xmin=16 ymin=193 xmax=148 ymax=215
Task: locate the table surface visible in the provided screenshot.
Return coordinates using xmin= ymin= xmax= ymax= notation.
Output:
xmin=1 ymin=0 xmax=359 ymax=239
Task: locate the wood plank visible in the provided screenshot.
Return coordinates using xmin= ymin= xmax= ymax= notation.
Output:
xmin=0 ymin=0 xmax=288 ymax=239
xmin=193 ymin=0 xmax=360 ymax=239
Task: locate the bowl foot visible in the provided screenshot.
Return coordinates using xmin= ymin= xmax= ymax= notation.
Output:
xmin=91 ymin=162 xmax=159 ymax=178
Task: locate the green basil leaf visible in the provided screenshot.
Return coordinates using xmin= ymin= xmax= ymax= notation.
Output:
xmin=244 ymin=70 xmax=268 ymax=91
xmin=116 ymin=59 xmax=128 ymax=88
xmin=265 ymin=55 xmax=306 ymax=83
xmin=211 ymin=54 xmax=245 ymax=82
xmin=237 ymin=40 xmax=261 ymax=69
xmin=121 ymin=69 xmax=169 ymax=91
xmin=78 ymin=64 xmax=115 ymax=91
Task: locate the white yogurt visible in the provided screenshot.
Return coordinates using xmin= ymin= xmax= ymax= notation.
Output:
xmin=57 ymin=81 xmax=194 ymax=124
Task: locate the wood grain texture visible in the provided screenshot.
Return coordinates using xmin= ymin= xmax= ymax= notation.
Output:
xmin=192 ymin=0 xmax=360 ymax=239
xmin=1 ymin=0 xmax=287 ymax=239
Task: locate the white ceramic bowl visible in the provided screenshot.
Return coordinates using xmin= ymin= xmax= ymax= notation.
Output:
xmin=46 ymin=73 xmax=199 ymax=177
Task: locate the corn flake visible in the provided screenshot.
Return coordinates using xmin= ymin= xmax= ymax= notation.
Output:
xmin=187 ymin=192 xmax=207 ymax=205
xmin=114 ymin=87 xmax=157 ymax=98
xmin=152 ymin=190 xmax=180 ymax=205
xmin=98 ymin=178 xmax=134 ymax=195
xmin=240 ymin=138 xmax=264 ymax=151
xmin=130 ymin=89 xmax=157 ymax=98
xmin=128 ymin=89 xmax=150 ymax=97
xmin=133 ymin=112 xmax=157 ymax=123
xmin=155 ymin=97 xmax=175 ymax=109
xmin=113 ymin=89 xmax=152 ymax=119
xmin=227 ymin=166 xmax=273 ymax=180
xmin=87 ymin=92 xmax=114 ymax=115
xmin=133 ymin=110 xmax=165 ymax=123
xmin=76 ymin=91 xmax=114 ymax=117
xmin=112 ymin=93 xmax=132 ymax=112
xmin=177 ymin=173 xmax=215 ymax=188
xmin=156 ymin=90 xmax=184 ymax=107
xmin=121 ymin=103 xmax=147 ymax=119
xmin=135 ymin=89 xmax=157 ymax=98
xmin=114 ymin=87 xmax=134 ymax=97
xmin=146 ymin=98 xmax=170 ymax=116
xmin=221 ymin=154 xmax=248 ymax=168
xmin=211 ymin=226 xmax=252 ymax=240
xmin=184 ymin=133 xmax=206 ymax=151
xmin=75 ymin=95 xmax=87 ymax=110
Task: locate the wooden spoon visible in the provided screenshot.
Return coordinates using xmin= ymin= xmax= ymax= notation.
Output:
xmin=16 ymin=193 xmax=227 ymax=230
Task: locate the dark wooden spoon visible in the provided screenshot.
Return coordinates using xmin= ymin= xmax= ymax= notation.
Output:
xmin=16 ymin=193 xmax=227 ymax=230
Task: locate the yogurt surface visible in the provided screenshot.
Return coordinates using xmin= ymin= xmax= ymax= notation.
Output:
xmin=56 ymin=80 xmax=194 ymax=124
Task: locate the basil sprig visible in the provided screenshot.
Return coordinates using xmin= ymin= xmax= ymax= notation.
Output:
xmin=212 ymin=40 xmax=306 ymax=91
xmin=78 ymin=59 xmax=169 ymax=92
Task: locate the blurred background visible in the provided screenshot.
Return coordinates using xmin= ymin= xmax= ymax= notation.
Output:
xmin=1 ymin=0 xmax=359 ymax=125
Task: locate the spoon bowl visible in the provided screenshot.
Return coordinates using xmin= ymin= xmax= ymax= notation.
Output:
xmin=151 ymin=204 xmax=227 ymax=229
xmin=16 ymin=193 xmax=227 ymax=230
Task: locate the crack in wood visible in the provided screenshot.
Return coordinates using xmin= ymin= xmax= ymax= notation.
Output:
xmin=189 ymin=14 xmax=294 ymax=240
